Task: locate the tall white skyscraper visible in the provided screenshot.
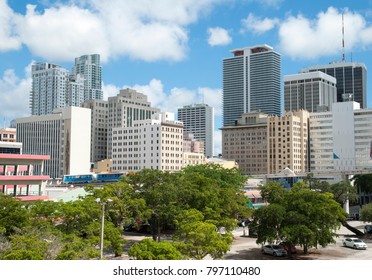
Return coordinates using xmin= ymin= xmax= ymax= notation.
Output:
xmin=223 ymin=45 xmax=281 ymax=127
xmin=30 ymin=54 xmax=103 ymax=116
xmin=72 ymin=54 xmax=103 ymax=100
xmin=30 ymin=63 xmax=69 ymax=116
xmin=177 ymin=104 xmax=214 ymax=158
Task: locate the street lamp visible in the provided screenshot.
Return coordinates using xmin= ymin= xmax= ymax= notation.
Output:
xmin=95 ymin=198 xmax=113 ymax=259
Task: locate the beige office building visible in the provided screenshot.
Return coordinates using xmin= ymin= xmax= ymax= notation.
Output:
xmin=222 ymin=112 xmax=269 ymax=175
xmin=267 ymin=110 xmax=309 ymax=174
xmin=222 ymin=110 xmax=309 ymax=175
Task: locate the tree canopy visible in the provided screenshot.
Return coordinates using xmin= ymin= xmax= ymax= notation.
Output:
xmin=253 ymin=182 xmax=347 ymax=254
xmin=0 ymin=164 xmax=250 ymax=260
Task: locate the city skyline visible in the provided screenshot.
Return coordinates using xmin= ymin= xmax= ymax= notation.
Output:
xmin=2 ymin=1 xmax=372 ymax=155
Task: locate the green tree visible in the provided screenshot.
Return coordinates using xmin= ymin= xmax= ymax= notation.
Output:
xmin=0 ymin=194 xmax=30 ymax=236
xmin=125 ymin=169 xmax=182 ymax=242
xmin=55 ymin=196 xmax=125 ymax=257
xmin=128 ymin=238 xmax=182 ymax=260
xmin=56 ymin=234 xmax=100 ymax=260
xmin=173 ymin=209 xmax=233 ymax=259
xmin=86 ymin=180 xmax=147 ymax=228
xmin=259 ymin=181 xmax=286 ymax=204
xmin=315 ymin=180 xmax=358 ymax=208
xmin=180 ymin=164 xmax=251 ymax=230
xmin=254 ymin=183 xmax=347 ymax=254
xmin=353 ymin=174 xmax=372 ymax=205
xmin=360 ymin=203 xmax=372 ymax=222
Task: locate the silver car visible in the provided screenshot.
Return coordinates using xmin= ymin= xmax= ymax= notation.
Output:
xmin=261 ymin=244 xmax=288 ymax=256
xmin=343 ymin=238 xmax=367 ymax=250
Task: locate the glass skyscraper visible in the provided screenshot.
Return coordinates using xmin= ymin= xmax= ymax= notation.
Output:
xmin=222 ymin=45 xmax=281 ymax=127
xmin=301 ymin=62 xmax=367 ymax=108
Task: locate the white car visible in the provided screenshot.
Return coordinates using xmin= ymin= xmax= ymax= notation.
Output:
xmin=343 ymin=238 xmax=367 ymax=250
xmin=261 ymin=244 xmax=288 ymax=256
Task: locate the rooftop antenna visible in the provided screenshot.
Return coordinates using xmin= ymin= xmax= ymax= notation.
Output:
xmin=342 ymin=12 xmax=345 ymax=62
xmin=201 ymin=88 xmax=205 ymax=104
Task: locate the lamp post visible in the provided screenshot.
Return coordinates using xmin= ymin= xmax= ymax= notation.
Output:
xmin=95 ymin=198 xmax=113 ymax=259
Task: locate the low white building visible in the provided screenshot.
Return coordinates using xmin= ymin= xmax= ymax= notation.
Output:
xmin=16 ymin=107 xmax=91 ymax=178
xmin=112 ymin=112 xmax=184 ymax=172
xmin=309 ymin=101 xmax=372 ymax=174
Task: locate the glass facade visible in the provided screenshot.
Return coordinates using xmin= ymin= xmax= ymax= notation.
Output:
xmin=223 ymin=45 xmax=281 ymax=127
xmin=302 ymin=62 xmax=367 ymax=108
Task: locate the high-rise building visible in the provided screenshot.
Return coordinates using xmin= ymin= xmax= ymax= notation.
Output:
xmin=81 ymin=99 xmax=109 ymax=164
xmin=222 ymin=44 xmax=281 ymax=127
xmin=177 ymin=104 xmax=214 ymax=157
xmin=112 ymin=112 xmax=184 ymax=172
xmin=30 ymin=54 xmax=103 ymax=116
xmin=16 ymin=107 xmax=91 ymax=179
xmin=30 ymin=63 xmax=69 ymax=115
xmin=301 ymin=62 xmax=367 ymax=108
xmin=72 ymin=54 xmax=103 ymax=101
xmin=222 ymin=109 xmax=309 ymax=175
xmin=67 ymin=74 xmax=85 ymax=107
xmin=267 ymin=110 xmax=309 ymax=174
xmin=284 ymin=71 xmax=337 ymax=113
xmin=107 ymin=88 xmax=160 ymax=159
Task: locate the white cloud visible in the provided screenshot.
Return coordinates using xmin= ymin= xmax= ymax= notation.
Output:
xmin=207 ymin=27 xmax=232 ymax=46
xmin=15 ymin=4 xmax=110 ymax=62
xmin=0 ymin=63 xmax=32 ymax=121
xmin=278 ymin=7 xmax=372 ymax=60
xmin=102 ymin=82 xmax=120 ymax=100
xmin=241 ymin=13 xmax=279 ymax=34
xmin=258 ymin=0 xmax=283 ymax=8
xmin=198 ymin=87 xmax=222 ymax=116
xmin=125 ymin=80 xmax=222 ymax=117
xmin=0 ymin=0 xmax=21 ymax=51
xmin=1 ymin=0 xmax=225 ymax=62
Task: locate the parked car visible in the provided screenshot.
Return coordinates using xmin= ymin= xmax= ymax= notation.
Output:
xmin=261 ymin=244 xmax=288 ymax=257
xmin=364 ymin=225 xmax=372 ymax=234
xmin=279 ymin=242 xmax=297 ymax=254
xmin=343 ymin=237 xmax=367 ymax=250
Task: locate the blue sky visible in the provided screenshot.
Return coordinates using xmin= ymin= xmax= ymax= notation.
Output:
xmin=1 ymin=0 xmax=372 ymax=156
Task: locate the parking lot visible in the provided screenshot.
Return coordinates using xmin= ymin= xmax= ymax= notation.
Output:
xmin=120 ymin=221 xmax=372 ymax=260
xmin=224 ymin=221 xmax=372 ymax=260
